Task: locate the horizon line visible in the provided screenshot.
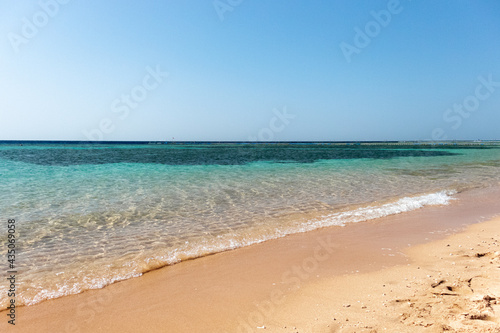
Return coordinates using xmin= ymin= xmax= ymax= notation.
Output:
xmin=0 ymin=140 xmax=498 ymax=145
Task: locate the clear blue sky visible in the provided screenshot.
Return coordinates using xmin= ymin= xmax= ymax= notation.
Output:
xmin=1 ymin=0 xmax=499 ymax=141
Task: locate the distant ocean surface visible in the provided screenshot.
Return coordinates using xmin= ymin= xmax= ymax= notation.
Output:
xmin=1 ymin=142 xmax=500 ymax=308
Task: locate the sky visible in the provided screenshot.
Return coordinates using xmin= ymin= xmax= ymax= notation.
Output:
xmin=1 ymin=0 xmax=499 ymax=141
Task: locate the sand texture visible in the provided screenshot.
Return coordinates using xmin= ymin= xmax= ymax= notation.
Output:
xmin=263 ymin=218 xmax=500 ymax=333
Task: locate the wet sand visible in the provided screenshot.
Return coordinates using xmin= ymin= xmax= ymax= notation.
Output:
xmin=1 ymin=186 xmax=500 ymax=332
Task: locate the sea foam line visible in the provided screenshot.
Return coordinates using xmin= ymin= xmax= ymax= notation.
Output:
xmin=309 ymin=189 xmax=457 ymax=229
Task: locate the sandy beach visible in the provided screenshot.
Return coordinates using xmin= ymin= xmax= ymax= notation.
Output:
xmin=3 ymin=0 xmax=499 ymax=331
xmin=265 ymin=216 xmax=500 ymax=333
xmin=2 ymin=186 xmax=500 ymax=332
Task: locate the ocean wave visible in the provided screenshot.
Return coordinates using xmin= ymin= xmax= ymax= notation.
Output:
xmin=309 ymin=190 xmax=456 ymax=229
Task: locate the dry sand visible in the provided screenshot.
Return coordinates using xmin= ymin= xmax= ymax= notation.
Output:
xmin=1 ymin=187 xmax=500 ymax=332
xmin=264 ymin=217 xmax=500 ymax=333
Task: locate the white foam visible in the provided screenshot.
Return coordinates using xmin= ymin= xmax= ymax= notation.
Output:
xmin=306 ymin=190 xmax=456 ymax=230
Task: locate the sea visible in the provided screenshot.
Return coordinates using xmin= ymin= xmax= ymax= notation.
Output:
xmin=1 ymin=141 xmax=499 ymax=308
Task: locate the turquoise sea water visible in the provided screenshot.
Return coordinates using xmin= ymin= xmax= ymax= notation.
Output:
xmin=1 ymin=142 xmax=500 ymax=307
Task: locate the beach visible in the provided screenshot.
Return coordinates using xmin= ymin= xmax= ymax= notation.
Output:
xmin=266 ymin=216 xmax=500 ymax=333
xmin=3 ymin=0 xmax=499 ymax=330
xmin=2 ymin=185 xmax=500 ymax=332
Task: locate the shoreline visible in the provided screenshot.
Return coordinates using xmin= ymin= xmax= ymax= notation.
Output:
xmin=0 ymin=188 xmax=458 ymax=309
xmin=1 ymin=185 xmax=500 ymax=332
